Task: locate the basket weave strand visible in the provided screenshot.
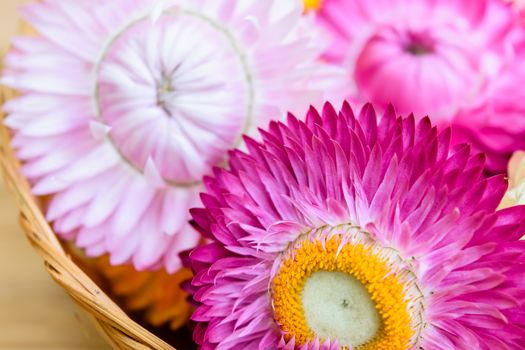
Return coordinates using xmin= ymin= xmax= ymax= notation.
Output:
xmin=0 ymin=84 xmax=176 ymax=350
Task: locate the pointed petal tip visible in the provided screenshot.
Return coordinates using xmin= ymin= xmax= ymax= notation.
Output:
xmin=89 ymin=121 xmax=111 ymax=140
xmin=144 ymin=157 xmax=166 ymax=189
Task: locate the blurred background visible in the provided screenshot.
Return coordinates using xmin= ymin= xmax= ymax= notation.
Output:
xmin=0 ymin=1 xmax=110 ymax=349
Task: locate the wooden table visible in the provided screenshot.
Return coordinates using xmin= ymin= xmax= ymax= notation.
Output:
xmin=0 ymin=184 xmax=110 ymax=350
xmin=0 ymin=1 xmax=110 ymax=349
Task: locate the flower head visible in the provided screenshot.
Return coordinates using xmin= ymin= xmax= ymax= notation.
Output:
xmin=187 ymin=102 xmax=525 ymax=349
xmin=313 ymin=0 xmax=525 ymax=172
xmin=2 ymin=0 xmax=342 ymax=271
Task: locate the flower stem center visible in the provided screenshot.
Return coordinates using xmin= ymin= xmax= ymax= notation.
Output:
xmin=406 ymin=43 xmax=433 ymax=55
xmin=404 ymin=32 xmax=435 ymax=56
xmin=302 ymin=271 xmax=381 ymax=347
xmin=157 ymin=75 xmax=176 ymax=115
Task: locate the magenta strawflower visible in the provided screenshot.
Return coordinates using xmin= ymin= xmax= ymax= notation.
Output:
xmin=312 ymin=0 xmax=525 ymax=172
xmin=187 ymin=102 xmax=525 ymax=349
xmin=2 ymin=0 xmax=343 ymax=272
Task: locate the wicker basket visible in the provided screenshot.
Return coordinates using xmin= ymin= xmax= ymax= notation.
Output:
xmin=0 ymin=85 xmax=177 ymax=349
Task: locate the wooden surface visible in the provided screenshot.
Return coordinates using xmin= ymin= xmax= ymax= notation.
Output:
xmin=0 ymin=185 xmax=111 ymax=350
xmin=0 ymin=0 xmax=24 ymax=46
xmin=0 ymin=1 xmax=110 ymax=349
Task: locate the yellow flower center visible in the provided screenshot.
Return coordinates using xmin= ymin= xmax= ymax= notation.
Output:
xmin=304 ymin=0 xmax=323 ymax=11
xmin=271 ymin=233 xmax=418 ymax=349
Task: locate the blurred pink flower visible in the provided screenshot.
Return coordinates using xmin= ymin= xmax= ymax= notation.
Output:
xmin=314 ymin=0 xmax=525 ymax=171
xmin=2 ymin=0 xmax=344 ymax=272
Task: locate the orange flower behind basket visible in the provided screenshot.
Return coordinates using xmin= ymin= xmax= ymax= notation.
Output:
xmin=96 ymin=257 xmax=193 ymax=330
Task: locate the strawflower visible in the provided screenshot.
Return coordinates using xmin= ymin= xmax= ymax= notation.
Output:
xmin=312 ymin=0 xmax=525 ymax=172
xmin=187 ymin=102 xmax=525 ymax=349
xmin=2 ymin=0 xmax=342 ymax=271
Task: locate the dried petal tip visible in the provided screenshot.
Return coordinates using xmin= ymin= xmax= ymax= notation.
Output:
xmin=499 ymin=151 xmax=525 ymax=209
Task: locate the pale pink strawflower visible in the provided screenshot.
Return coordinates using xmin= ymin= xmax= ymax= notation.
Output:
xmin=2 ymin=0 xmax=343 ymax=272
xmin=186 ymin=102 xmax=525 ymax=349
xmin=313 ymin=0 xmax=525 ymax=172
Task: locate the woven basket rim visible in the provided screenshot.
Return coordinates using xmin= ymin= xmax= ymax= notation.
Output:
xmin=0 ymin=84 xmax=176 ymax=350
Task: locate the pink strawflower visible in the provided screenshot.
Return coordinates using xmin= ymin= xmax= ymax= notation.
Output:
xmin=451 ymin=54 xmax=525 ymax=171
xmin=187 ymin=102 xmax=525 ymax=349
xmin=2 ymin=0 xmax=343 ymax=272
xmin=313 ymin=0 xmax=525 ymax=172
xmin=505 ymin=0 xmax=525 ymax=14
